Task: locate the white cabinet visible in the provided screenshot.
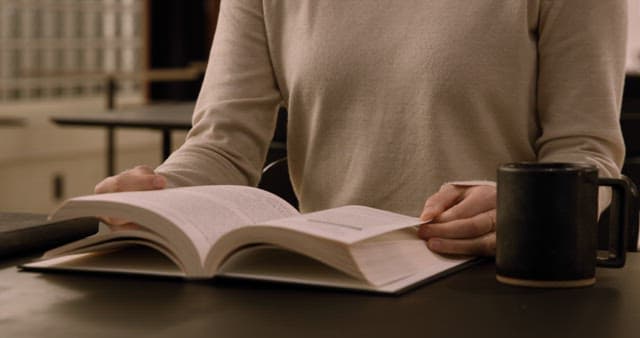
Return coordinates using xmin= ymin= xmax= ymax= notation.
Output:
xmin=0 ymin=98 xmax=179 ymax=213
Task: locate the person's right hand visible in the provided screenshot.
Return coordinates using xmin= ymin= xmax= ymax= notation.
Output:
xmin=94 ymin=165 xmax=166 ymax=194
xmin=94 ymin=165 xmax=167 ymax=228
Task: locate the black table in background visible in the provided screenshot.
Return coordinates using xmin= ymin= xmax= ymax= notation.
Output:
xmin=51 ymin=103 xmax=288 ymax=176
xmin=51 ymin=103 xmax=195 ymax=176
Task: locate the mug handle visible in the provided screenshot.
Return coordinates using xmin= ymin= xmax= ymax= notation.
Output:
xmin=597 ymin=178 xmax=630 ymax=268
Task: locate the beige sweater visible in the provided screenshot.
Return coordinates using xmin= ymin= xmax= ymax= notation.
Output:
xmin=156 ymin=0 xmax=627 ymax=216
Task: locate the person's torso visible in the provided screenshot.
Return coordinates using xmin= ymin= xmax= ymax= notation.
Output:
xmin=263 ymin=0 xmax=541 ymax=214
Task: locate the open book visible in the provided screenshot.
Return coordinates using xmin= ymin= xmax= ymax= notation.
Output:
xmin=21 ymin=185 xmax=474 ymax=294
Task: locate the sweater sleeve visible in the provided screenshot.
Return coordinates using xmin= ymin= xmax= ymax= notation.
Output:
xmin=155 ymin=0 xmax=282 ymax=187
xmin=535 ymin=0 xmax=627 ymax=178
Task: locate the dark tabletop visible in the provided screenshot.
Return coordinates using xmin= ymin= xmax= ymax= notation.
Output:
xmin=0 ymin=116 xmax=27 ymax=127
xmin=50 ymin=102 xmax=194 ymax=130
xmin=1 ymin=253 xmax=639 ymax=338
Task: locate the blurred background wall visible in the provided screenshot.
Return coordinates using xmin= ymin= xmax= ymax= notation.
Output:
xmin=0 ymin=0 xmax=218 ymax=213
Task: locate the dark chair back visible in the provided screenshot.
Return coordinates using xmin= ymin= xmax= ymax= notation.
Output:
xmin=258 ymin=157 xmax=298 ymax=209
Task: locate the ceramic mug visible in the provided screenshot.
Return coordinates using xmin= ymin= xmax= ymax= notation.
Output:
xmin=496 ymin=162 xmax=629 ymax=287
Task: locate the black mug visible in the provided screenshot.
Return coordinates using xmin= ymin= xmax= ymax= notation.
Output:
xmin=496 ymin=162 xmax=629 ymax=287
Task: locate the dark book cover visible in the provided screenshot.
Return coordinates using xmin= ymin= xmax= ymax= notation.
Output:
xmin=0 ymin=213 xmax=98 ymax=258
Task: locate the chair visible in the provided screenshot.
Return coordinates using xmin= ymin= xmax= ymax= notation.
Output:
xmin=258 ymin=157 xmax=299 ymax=209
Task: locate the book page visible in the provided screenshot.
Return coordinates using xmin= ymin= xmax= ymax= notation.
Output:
xmin=216 ymin=243 xmax=473 ymax=294
xmin=262 ymin=205 xmax=424 ymax=245
xmin=51 ymin=185 xmax=299 ymax=262
xmin=217 ymin=245 xmax=373 ymax=290
xmin=24 ymin=246 xmax=187 ymax=279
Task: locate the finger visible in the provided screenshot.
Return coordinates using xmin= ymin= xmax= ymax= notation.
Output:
xmin=98 ymin=216 xmax=129 ymax=226
xmin=99 ymin=215 xmax=144 ymax=230
xmin=420 ymin=184 xmax=464 ymax=221
xmin=426 ymin=231 xmax=496 ymax=256
xmin=419 ymin=209 xmax=496 ymax=239
xmin=94 ymin=165 xmax=163 ymax=194
xmin=130 ymin=165 xmax=156 ymax=175
xmin=108 ymin=222 xmax=145 ymax=232
xmin=435 ymin=186 xmax=496 ymax=222
xmin=95 ymin=173 xmax=166 ymax=194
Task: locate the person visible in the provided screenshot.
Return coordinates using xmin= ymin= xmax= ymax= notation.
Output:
xmin=95 ymin=0 xmax=628 ymax=257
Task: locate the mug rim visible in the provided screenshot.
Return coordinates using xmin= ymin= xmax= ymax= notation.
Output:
xmin=499 ymin=162 xmax=598 ymax=173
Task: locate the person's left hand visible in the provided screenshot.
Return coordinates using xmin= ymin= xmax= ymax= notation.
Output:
xmin=417 ymin=184 xmax=496 ymax=256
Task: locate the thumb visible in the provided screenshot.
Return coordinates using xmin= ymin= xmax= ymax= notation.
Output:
xmin=420 ymin=184 xmax=464 ymax=221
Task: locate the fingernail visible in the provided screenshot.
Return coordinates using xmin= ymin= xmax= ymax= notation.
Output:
xmin=153 ymin=176 xmax=165 ymax=188
xmin=428 ymin=239 xmax=442 ymax=251
xmin=420 ymin=207 xmax=435 ymax=221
